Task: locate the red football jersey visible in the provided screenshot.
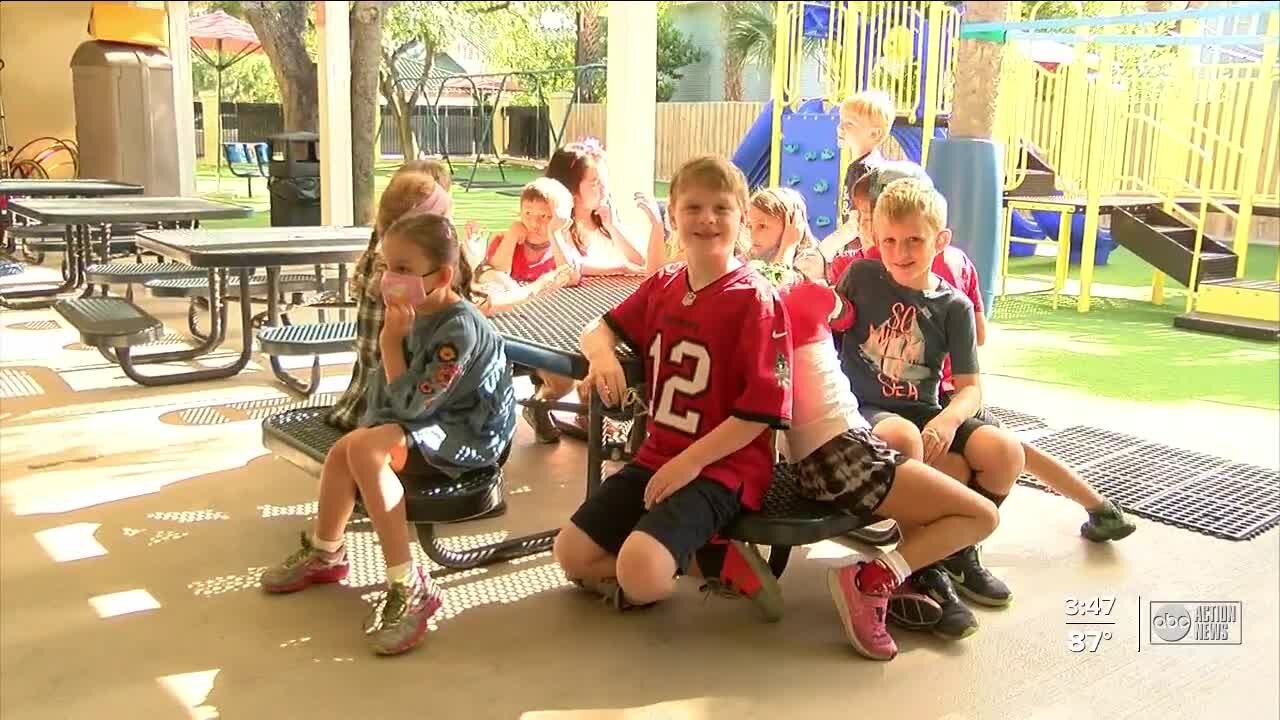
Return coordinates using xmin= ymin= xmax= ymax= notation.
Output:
xmin=603 ymin=263 xmax=793 ymax=510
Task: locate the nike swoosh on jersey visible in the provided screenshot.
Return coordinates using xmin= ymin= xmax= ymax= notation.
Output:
xmin=772 ymin=330 xmax=787 ymax=339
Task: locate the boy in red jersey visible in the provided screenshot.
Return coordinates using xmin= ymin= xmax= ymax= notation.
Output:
xmin=553 ymin=156 xmax=792 ymax=618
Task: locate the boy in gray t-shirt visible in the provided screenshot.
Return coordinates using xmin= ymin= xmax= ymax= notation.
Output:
xmin=834 ymin=177 xmax=1028 ymax=633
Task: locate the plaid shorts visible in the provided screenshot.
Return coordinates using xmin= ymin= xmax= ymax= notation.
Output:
xmin=794 ymin=427 xmax=906 ymax=516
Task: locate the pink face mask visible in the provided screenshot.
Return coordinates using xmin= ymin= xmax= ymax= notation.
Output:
xmin=380 ymin=270 xmax=429 ymax=307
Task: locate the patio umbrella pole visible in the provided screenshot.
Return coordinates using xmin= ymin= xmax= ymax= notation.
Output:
xmin=215 ymin=39 xmax=223 ymax=194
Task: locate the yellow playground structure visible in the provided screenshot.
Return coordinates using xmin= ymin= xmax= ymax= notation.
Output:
xmin=766 ymin=1 xmax=1279 ymax=339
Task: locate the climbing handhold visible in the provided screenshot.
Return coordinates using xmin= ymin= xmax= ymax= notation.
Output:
xmin=785 ymin=174 xmax=802 ymax=187
xmin=820 ymin=148 xmax=836 ymax=160
xmin=804 ymin=151 xmax=818 ymax=161
xmin=813 ymin=180 xmax=830 ymax=194
xmin=782 ymin=143 xmax=800 ymax=154
xmin=815 ymin=215 xmax=833 ymax=228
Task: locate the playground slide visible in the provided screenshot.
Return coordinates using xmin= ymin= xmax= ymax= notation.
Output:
xmin=731 ymin=101 xmax=775 ymax=190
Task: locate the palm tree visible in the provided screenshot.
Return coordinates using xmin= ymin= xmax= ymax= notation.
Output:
xmin=575 ymin=1 xmax=605 ymax=102
xmin=950 ymin=1 xmax=1011 ymax=139
xmin=721 ymin=1 xmax=823 ymax=101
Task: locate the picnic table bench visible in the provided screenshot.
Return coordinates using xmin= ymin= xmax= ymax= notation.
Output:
xmin=260 ymin=276 xmax=899 ymax=616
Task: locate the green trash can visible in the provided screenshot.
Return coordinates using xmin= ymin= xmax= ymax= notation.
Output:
xmin=267 ymin=131 xmax=321 ymax=226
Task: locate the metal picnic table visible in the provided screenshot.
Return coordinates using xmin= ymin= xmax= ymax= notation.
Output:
xmin=1 ymin=178 xmax=145 ymax=272
xmin=123 ymin=225 xmax=371 ymax=386
xmin=488 ymin=275 xmax=645 ymax=493
xmin=1 ymin=196 xmax=251 ymax=308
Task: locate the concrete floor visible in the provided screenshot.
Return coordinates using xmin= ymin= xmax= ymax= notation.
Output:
xmin=1 ymin=272 xmax=1277 ymax=720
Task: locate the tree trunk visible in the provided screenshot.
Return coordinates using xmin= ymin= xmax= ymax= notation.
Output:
xmin=242 ymin=1 xmax=318 ymax=132
xmin=950 ymin=1 xmax=1011 ymax=139
xmin=350 ymin=1 xmax=389 ymax=227
xmin=723 ymin=54 xmax=744 ymax=101
xmin=575 ymin=2 xmax=604 ymax=102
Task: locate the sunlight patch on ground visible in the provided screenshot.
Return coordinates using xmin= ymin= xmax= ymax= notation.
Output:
xmin=89 ymin=589 xmax=161 ymax=619
xmin=34 ymin=522 xmax=107 ymax=563
xmin=156 ymin=669 xmax=221 ymax=720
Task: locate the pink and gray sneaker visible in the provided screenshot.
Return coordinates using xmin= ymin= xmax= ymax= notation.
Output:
xmin=365 ymin=566 xmax=443 ymax=656
xmin=260 ymin=532 xmax=349 ymax=593
xmin=827 ymin=560 xmax=900 ymax=661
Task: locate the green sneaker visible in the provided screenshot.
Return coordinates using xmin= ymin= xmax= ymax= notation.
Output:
xmin=1082 ymin=499 xmax=1137 ymax=542
xmin=260 ymin=532 xmax=349 ymax=594
xmin=365 ymin=567 xmax=442 ymax=656
xmin=570 ymin=576 xmax=653 ymax=611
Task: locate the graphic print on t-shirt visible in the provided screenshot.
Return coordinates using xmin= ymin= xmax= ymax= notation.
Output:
xmin=860 ymin=301 xmax=929 ymax=402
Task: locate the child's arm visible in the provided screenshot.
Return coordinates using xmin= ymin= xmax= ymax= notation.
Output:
xmin=975 ymin=312 xmax=987 ymax=347
xmin=488 ymin=222 xmax=526 ymax=273
xmin=598 ymin=197 xmax=648 ymax=267
xmin=921 ymin=299 xmax=982 ymax=463
xmin=581 ymin=269 xmax=659 ymax=405
xmin=644 ymin=417 xmax=769 ymax=508
xmin=381 ymin=313 xmax=480 ymax=422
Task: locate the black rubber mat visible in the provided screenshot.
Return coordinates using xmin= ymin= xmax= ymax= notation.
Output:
xmin=987 ymin=405 xmax=1048 ymax=432
xmin=1017 ymin=425 xmax=1280 ymax=541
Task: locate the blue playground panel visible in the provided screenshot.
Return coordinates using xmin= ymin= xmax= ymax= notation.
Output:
xmin=779 ymin=111 xmax=842 ymax=238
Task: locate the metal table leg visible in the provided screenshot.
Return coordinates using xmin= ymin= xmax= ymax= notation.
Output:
xmin=116 ymin=268 xmax=257 ymax=386
xmin=0 ymin=224 xmax=82 ymax=309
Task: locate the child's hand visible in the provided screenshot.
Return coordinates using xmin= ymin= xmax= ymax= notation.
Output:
xmin=634 ymin=192 xmax=661 ymax=227
xmin=644 ymin=454 xmax=702 ymax=509
xmin=780 ymin=214 xmax=802 ymax=252
xmin=584 ymin=352 xmax=627 ymax=410
xmin=921 ymin=415 xmax=959 ymax=465
xmin=597 ymin=197 xmax=616 ymax=229
xmin=380 ymin=303 xmax=415 ymax=347
xmin=465 ymin=220 xmax=481 ymax=241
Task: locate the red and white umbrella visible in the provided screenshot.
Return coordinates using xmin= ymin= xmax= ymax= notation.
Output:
xmin=188 ymin=11 xmax=263 ymax=182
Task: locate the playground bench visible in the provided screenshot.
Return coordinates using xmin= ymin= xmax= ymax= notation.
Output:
xmin=222 ymin=142 xmax=270 ymax=197
xmin=53 ymin=296 xmax=163 ymax=350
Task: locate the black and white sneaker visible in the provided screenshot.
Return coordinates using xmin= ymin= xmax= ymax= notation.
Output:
xmin=941 ymin=545 xmax=1012 ymax=607
xmin=906 ymin=565 xmax=980 ymax=640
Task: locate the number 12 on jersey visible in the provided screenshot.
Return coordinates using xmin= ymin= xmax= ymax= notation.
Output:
xmin=648 ymin=332 xmax=711 ymax=435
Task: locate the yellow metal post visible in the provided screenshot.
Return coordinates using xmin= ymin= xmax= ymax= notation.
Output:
xmin=921 ymin=2 xmax=943 ymax=168
xmin=1054 ymin=208 xmax=1072 ymax=310
xmin=1231 ymin=10 xmax=1279 ymax=277
xmin=1077 ymin=43 xmax=1114 ymax=314
xmin=768 ymin=1 xmax=794 ymax=188
xmin=999 ymin=205 xmax=1012 ymax=297
xmin=1151 ymin=270 xmax=1165 ymax=305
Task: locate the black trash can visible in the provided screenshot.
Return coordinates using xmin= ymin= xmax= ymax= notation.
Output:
xmin=267 ymin=131 xmax=321 ymax=226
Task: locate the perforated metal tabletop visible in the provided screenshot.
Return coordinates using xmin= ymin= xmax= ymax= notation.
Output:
xmin=135 ymin=226 xmax=371 ymax=268
xmin=9 ymin=197 xmax=252 ymax=225
xmin=0 ymin=179 xmax=143 ymax=198
xmin=488 ymin=275 xmax=642 ymax=380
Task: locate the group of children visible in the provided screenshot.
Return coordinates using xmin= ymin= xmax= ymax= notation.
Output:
xmin=255 ymin=90 xmax=1135 ymax=661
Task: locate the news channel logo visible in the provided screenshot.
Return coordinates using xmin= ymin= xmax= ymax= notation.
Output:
xmin=1149 ymin=601 xmax=1242 ymax=645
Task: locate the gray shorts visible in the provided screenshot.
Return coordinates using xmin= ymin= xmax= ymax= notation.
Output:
xmin=794 ymin=427 xmax=906 ymax=516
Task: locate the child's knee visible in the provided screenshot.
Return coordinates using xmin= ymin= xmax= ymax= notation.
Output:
xmin=966 ymin=427 xmax=1026 ymax=478
xmin=615 ymin=532 xmax=678 ymax=604
xmin=934 ymin=451 xmax=972 ymax=483
xmin=972 ymin=494 xmax=1000 ymax=537
xmin=553 ymin=523 xmax=603 ymax=579
xmin=873 ymin=416 xmax=924 ymax=459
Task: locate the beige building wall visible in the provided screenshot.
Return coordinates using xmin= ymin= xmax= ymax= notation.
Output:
xmin=0 ymin=1 xmax=95 ymax=167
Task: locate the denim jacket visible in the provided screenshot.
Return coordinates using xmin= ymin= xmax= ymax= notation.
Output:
xmin=361 ymin=300 xmax=516 ymax=475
